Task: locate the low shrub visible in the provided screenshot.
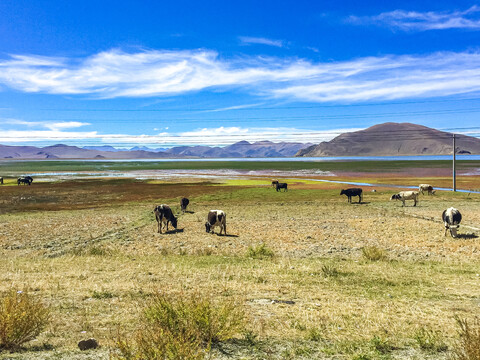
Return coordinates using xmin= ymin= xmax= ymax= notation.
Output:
xmin=362 ymin=246 xmax=386 ymax=261
xmin=113 ymin=292 xmax=246 ymax=360
xmin=453 ymin=316 xmax=480 ymax=360
xmin=0 ymin=290 xmax=49 ymax=350
xmin=321 ymin=264 xmax=339 ymax=277
xmin=413 ymin=327 xmax=448 ymax=353
xmin=246 ymin=243 xmax=274 ymax=259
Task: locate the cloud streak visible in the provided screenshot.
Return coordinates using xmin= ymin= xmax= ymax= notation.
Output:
xmin=3 ymin=49 xmax=480 ymax=102
xmin=0 ymin=125 xmax=360 ymax=146
xmin=239 ymin=36 xmax=285 ymax=47
xmin=348 ymin=6 xmax=480 ymax=31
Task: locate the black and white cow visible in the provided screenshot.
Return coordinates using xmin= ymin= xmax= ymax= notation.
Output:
xmin=275 ymin=182 xmax=288 ymax=192
xmin=419 ymin=184 xmax=435 ymax=195
xmin=442 ymin=207 xmax=462 ymax=238
xmin=180 ymin=197 xmax=190 ymax=213
xmin=205 ymin=210 xmax=227 ymax=235
xmin=390 ymin=191 xmax=419 ymax=207
xmin=340 ymin=188 xmax=363 ymax=203
xmin=153 ymin=204 xmax=178 ymax=234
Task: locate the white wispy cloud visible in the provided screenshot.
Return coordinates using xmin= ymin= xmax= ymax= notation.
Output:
xmin=239 ymin=36 xmax=285 ymax=47
xmin=203 ymin=103 xmax=265 ymax=112
xmin=43 ymin=121 xmax=91 ymax=131
xmin=0 ymin=125 xmax=360 ymax=146
xmin=2 ymin=118 xmax=90 ymax=130
xmin=3 ymin=49 xmax=480 ymax=102
xmin=348 ymin=6 xmax=480 ymax=31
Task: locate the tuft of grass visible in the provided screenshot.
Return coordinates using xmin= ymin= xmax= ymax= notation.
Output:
xmin=362 ymin=246 xmax=387 ymax=261
xmin=413 ymin=327 xmax=448 ymax=353
xmin=369 ymin=335 xmax=393 ymax=354
xmin=453 ymin=315 xmax=480 ymax=360
xmin=306 ymin=327 xmax=323 ymax=342
xmin=92 ymin=290 xmax=115 ymax=299
xmin=321 ymin=264 xmax=340 ymax=277
xmin=113 ymin=291 xmax=246 ymax=360
xmin=0 ymin=290 xmax=49 ymax=350
xmin=246 ymin=243 xmax=275 ymax=259
xmin=195 ymin=247 xmax=213 ymax=256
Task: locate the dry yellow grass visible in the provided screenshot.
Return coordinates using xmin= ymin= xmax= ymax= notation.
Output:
xmin=0 ymin=177 xmax=479 ymax=359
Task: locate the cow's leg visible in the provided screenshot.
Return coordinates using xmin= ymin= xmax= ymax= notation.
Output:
xmin=414 ymin=199 xmax=417 ymax=207
xmin=358 ymin=195 xmax=361 ymax=203
xmin=223 ymin=222 xmax=227 ymax=235
xmin=402 ymin=200 xmax=405 ymax=207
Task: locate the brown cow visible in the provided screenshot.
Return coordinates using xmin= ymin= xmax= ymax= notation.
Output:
xmin=153 ymin=204 xmax=178 ymax=233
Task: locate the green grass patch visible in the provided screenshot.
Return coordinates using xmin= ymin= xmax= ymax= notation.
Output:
xmin=2 ymin=159 xmax=480 ymax=174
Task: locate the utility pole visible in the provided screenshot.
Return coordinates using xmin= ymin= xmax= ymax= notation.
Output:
xmin=453 ymin=134 xmax=456 ymax=192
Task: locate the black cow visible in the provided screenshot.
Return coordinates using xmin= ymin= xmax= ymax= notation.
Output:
xmin=180 ymin=197 xmax=190 ymax=213
xmin=442 ymin=207 xmax=462 ymax=238
xmin=17 ymin=177 xmax=32 ymax=185
xmin=271 ymin=180 xmax=279 ymax=187
xmin=0 ymin=177 xmax=3 ymax=185
xmin=340 ymin=188 xmax=363 ymax=203
xmin=153 ymin=204 xmax=178 ymax=234
xmin=205 ymin=210 xmax=227 ymax=235
xmin=276 ymin=182 xmax=288 ymax=192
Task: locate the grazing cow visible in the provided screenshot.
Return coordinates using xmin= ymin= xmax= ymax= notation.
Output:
xmin=205 ymin=210 xmax=226 ymax=235
xmin=419 ymin=184 xmax=435 ymax=195
xmin=275 ymin=182 xmax=288 ymax=192
xmin=271 ymin=180 xmax=279 ymax=187
xmin=442 ymin=207 xmax=462 ymax=238
xmin=153 ymin=204 xmax=178 ymax=234
xmin=180 ymin=197 xmax=190 ymax=213
xmin=340 ymin=188 xmax=363 ymax=203
xmin=390 ymin=191 xmax=419 ymax=207
xmin=17 ymin=177 xmax=32 ymax=186
xmin=0 ymin=177 xmax=3 ymax=185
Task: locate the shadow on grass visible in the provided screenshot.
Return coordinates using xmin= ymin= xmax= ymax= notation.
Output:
xmin=457 ymin=233 xmax=478 ymax=239
xmin=209 ymin=233 xmax=239 ymax=237
xmin=163 ymin=228 xmax=184 ymax=234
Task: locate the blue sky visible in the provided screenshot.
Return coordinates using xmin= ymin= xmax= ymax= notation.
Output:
xmin=1 ymin=0 xmax=480 ymax=148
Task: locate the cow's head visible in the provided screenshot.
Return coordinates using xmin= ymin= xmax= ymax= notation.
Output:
xmin=447 ymin=224 xmax=459 ymax=238
xmin=171 ymin=216 xmax=178 ymax=229
xmin=205 ymin=221 xmax=211 ymax=233
xmin=340 ymin=189 xmax=346 ymax=195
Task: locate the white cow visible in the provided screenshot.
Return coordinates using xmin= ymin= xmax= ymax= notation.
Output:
xmin=419 ymin=184 xmax=435 ymax=195
xmin=390 ymin=191 xmax=419 ymax=207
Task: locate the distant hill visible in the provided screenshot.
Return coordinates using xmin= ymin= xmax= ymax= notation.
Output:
xmin=0 ymin=141 xmax=312 ymax=159
xmin=296 ymin=122 xmax=480 ymax=157
xmin=166 ymin=140 xmax=312 ymax=158
xmin=0 ymin=144 xmax=175 ymax=159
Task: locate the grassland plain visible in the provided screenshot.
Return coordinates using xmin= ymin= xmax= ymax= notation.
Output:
xmin=0 ymin=162 xmax=479 ymax=359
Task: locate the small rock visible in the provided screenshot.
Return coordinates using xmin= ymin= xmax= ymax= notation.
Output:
xmin=78 ymin=338 xmax=98 ymax=351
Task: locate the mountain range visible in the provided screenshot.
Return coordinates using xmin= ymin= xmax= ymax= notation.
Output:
xmin=0 ymin=141 xmax=311 ymax=159
xmin=2 ymin=123 xmax=479 ymax=159
xmin=296 ymin=122 xmax=480 ymax=157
